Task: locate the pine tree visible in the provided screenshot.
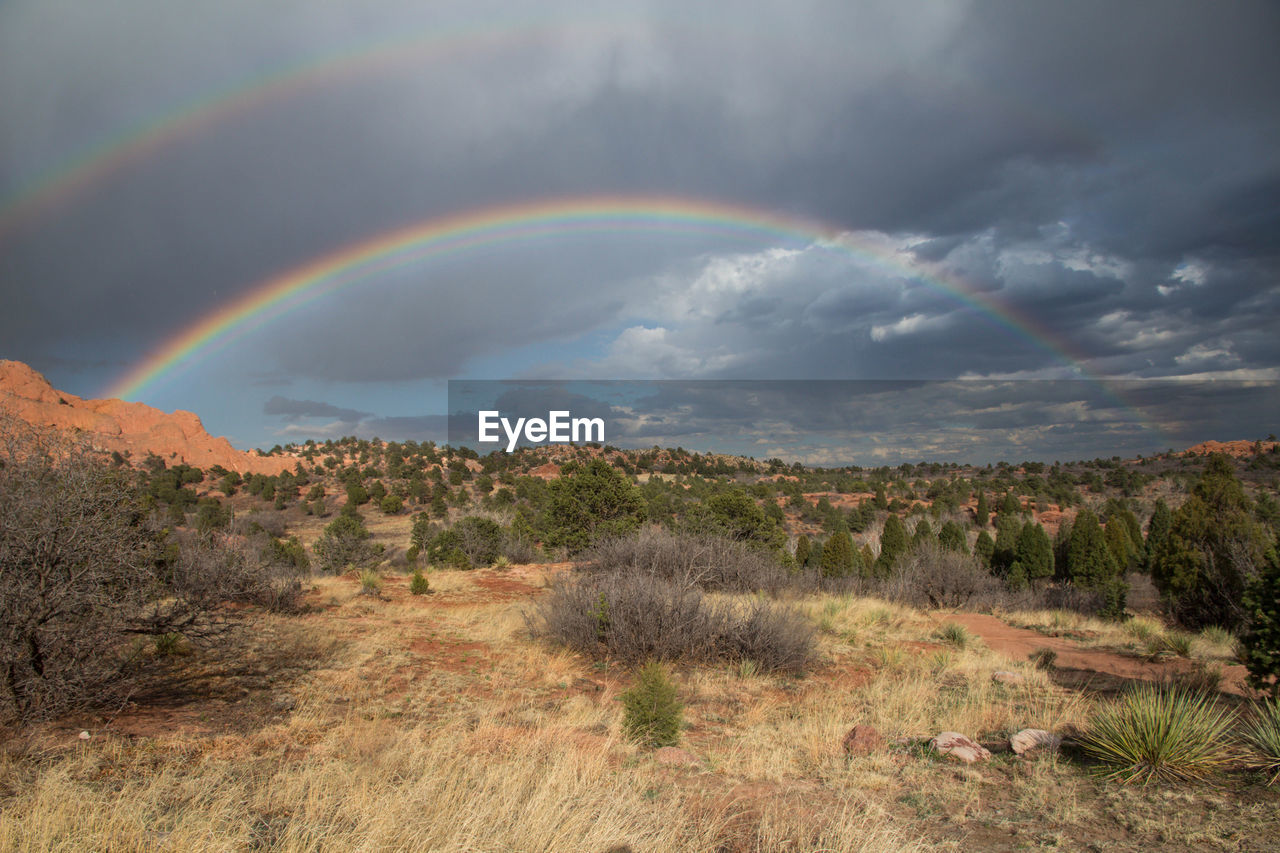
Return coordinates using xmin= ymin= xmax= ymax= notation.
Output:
xmin=992 ymin=513 xmax=1022 ymax=575
xmin=1151 ymin=454 xmax=1268 ymax=629
xmin=1000 ymin=491 xmax=1021 ymax=516
xmin=1067 ymin=508 xmax=1126 ymax=618
xmin=975 ymin=530 xmax=995 ymax=567
xmin=877 ymin=515 xmax=908 ymax=573
xmin=1014 ymin=521 xmax=1054 ymax=580
xmin=794 ymin=534 xmax=811 ymax=568
xmin=975 ymin=491 xmax=989 ymax=527
xmin=913 ymin=518 xmax=935 ymax=546
xmin=1144 ymin=498 xmax=1173 ymax=572
xmin=1241 ymin=546 xmax=1280 ymax=697
xmin=939 ymin=520 xmax=968 ymax=554
xmin=820 ymin=530 xmax=855 ymax=578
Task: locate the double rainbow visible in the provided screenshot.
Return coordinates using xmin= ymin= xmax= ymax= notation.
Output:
xmin=105 ymin=194 xmax=1113 ymax=403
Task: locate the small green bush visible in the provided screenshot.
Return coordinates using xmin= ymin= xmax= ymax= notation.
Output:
xmin=935 ymin=622 xmax=970 ymax=649
xmin=1240 ymin=698 xmax=1280 ymax=785
xmin=1079 ymin=684 xmax=1237 ymax=784
xmin=409 ymin=568 xmax=430 ymax=596
xmin=153 ymin=632 xmax=188 ymax=657
xmin=621 ymin=661 xmax=683 ymax=748
xmin=1029 ymin=647 xmax=1058 ymax=670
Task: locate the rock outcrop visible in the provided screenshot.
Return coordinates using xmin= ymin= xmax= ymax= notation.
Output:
xmin=0 ymin=359 xmax=293 ymax=475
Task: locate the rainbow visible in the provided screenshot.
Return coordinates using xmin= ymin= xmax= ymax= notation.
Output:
xmin=0 ymin=14 xmax=1096 ymax=243
xmin=0 ymin=16 xmax=626 ymax=240
xmin=103 ymin=194 xmax=1145 ymax=421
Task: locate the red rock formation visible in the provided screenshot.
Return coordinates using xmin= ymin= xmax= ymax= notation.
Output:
xmin=1183 ymin=438 xmax=1278 ymax=458
xmin=0 ymin=359 xmax=294 ymax=475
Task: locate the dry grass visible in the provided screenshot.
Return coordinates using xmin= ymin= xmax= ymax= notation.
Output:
xmin=1 ymin=569 xmax=1276 ymax=852
xmin=1004 ymin=609 xmax=1241 ymax=665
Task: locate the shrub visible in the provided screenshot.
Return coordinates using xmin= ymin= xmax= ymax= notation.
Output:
xmin=453 ymin=516 xmax=504 ymax=567
xmin=581 ymin=528 xmax=789 ymax=594
xmin=880 ymin=542 xmax=1001 ymax=609
xmin=1079 ymin=685 xmax=1237 ymax=784
xmin=543 ymin=459 xmax=646 ymax=554
xmin=0 ymin=418 xmax=301 ymax=722
xmin=530 ymin=570 xmax=814 ymax=673
xmin=425 ymin=529 xmax=470 ymax=569
xmin=409 ymin=568 xmax=430 ymax=596
xmin=1240 ymin=698 xmax=1280 ymax=784
xmin=314 ymin=513 xmax=380 ymax=573
xmin=620 ymin=661 xmax=683 ymax=748
xmin=1030 ymin=647 xmax=1058 ymax=670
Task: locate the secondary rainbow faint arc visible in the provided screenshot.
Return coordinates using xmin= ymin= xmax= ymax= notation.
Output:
xmin=104 ymin=194 xmax=1124 ymax=413
xmin=0 ymin=17 xmax=620 ymax=240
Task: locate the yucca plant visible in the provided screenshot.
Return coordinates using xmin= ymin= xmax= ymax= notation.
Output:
xmin=935 ymin=622 xmax=970 ymax=649
xmin=1079 ymin=684 xmax=1237 ymax=784
xmin=1163 ymin=631 xmax=1195 ymax=658
xmin=359 ymin=568 xmax=383 ymax=596
xmin=1240 ymin=698 xmax=1280 ymax=785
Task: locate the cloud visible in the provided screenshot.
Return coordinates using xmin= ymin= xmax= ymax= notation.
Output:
xmin=1 ymin=0 xmax=1277 ymax=454
xmin=262 ymin=396 xmax=370 ymax=423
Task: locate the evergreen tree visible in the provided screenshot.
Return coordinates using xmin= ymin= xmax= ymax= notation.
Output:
xmin=876 ymin=515 xmax=908 ymax=573
xmin=974 ymin=491 xmax=989 ymax=527
xmin=1151 ymin=454 xmax=1268 ymax=629
xmin=992 ymin=513 xmax=1022 ymax=574
xmin=1144 ymin=498 xmax=1173 ymax=571
xmin=544 ymin=459 xmax=646 ymax=554
xmin=1066 ymin=508 xmax=1126 ymax=618
xmin=912 ymin=518 xmax=935 ymax=547
xmin=820 ymin=530 xmax=855 ymax=578
xmin=939 ymin=520 xmax=968 ymax=554
xmin=975 ymin=530 xmax=995 ymax=567
xmin=794 ymin=534 xmax=811 ymax=568
xmin=1014 ymin=521 xmax=1054 ymax=581
xmin=1241 ymin=545 xmax=1280 ymax=697
xmin=1104 ymin=519 xmax=1138 ymax=573
xmin=1000 ymin=491 xmax=1021 ymax=516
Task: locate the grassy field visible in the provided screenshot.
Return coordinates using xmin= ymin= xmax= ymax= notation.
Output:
xmin=2 ymin=565 xmax=1277 ymax=852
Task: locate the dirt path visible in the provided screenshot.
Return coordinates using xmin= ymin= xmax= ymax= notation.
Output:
xmin=943 ymin=612 xmax=1251 ymax=695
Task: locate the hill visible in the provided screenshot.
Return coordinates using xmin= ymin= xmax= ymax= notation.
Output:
xmin=0 ymin=359 xmax=294 ymax=474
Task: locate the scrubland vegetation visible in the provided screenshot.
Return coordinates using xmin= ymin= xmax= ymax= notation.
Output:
xmin=3 ymin=418 xmax=1280 ymax=850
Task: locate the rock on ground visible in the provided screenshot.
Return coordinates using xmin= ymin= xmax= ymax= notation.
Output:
xmin=929 ymin=732 xmax=991 ymax=764
xmin=1009 ymin=728 xmax=1062 ymax=756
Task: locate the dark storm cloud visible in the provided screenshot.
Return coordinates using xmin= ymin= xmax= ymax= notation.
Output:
xmin=263 ymin=396 xmax=370 ymax=423
xmin=2 ymin=0 xmax=1278 ymax=454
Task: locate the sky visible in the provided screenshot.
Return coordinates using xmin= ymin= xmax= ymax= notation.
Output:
xmin=1 ymin=0 xmax=1277 ymax=464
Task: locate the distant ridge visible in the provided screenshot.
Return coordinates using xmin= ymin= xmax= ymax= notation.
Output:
xmin=0 ymin=359 xmax=293 ymax=474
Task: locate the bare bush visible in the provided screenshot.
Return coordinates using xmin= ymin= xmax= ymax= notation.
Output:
xmin=0 ymin=416 xmax=304 ymax=723
xmin=582 ymin=528 xmax=790 ymax=594
xmin=879 ymin=541 xmax=1002 ymax=609
xmin=528 ymin=570 xmax=814 ymax=673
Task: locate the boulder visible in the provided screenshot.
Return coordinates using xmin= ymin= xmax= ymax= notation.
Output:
xmin=1009 ymin=728 xmax=1062 ymax=756
xmin=841 ymin=724 xmax=884 ymax=756
xmin=928 ymin=732 xmax=991 ymax=764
